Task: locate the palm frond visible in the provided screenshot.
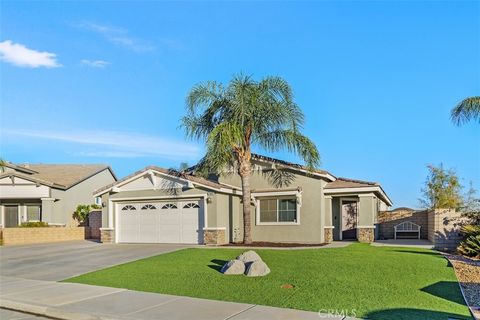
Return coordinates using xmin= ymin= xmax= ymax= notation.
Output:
xmin=256 ymin=129 xmax=320 ymax=169
xmin=451 ymin=96 xmax=480 ymax=126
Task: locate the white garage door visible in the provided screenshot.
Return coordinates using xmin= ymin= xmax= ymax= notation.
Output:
xmin=117 ymin=200 xmax=204 ymax=244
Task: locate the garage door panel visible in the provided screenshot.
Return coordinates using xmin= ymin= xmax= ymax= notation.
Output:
xmin=159 ymin=227 xmax=181 ymax=243
xmin=117 ymin=200 xmax=204 ymax=244
xmin=159 ymin=210 xmax=181 ymax=224
xmin=118 ymin=207 xmax=139 ymax=243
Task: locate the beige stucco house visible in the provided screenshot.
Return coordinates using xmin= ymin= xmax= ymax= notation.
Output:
xmin=0 ymin=162 xmax=116 ymax=227
xmin=95 ymin=154 xmax=392 ymax=245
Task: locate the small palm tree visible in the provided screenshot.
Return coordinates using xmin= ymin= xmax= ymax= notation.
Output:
xmin=0 ymin=158 xmax=6 ymax=173
xmin=451 ymin=96 xmax=480 ymax=125
xmin=182 ymin=74 xmax=320 ymax=244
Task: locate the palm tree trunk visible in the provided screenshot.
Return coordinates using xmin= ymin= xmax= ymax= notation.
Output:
xmin=238 ymin=159 xmax=252 ymax=244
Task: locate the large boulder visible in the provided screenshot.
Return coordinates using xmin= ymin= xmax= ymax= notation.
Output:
xmin=220 ymin=259 xmax=245 ymax=275
xmin=236 ymin=250 xmax=262 ymax=264
xmin=245 ymin=260 xmax=270 ymax=277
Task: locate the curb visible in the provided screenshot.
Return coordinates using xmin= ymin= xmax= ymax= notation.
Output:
xmin=0 ymin=299 xmax=116 ymax=320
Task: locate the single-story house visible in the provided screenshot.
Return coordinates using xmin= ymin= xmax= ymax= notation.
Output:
xmin=0 ymin=162 xmax=117 ymax=227
xmin=95 ymin=154 xmax=392 ymax=245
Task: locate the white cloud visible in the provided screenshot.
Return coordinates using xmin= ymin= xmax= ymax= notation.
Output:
xmin=81 ymin=59 xmax=110 ymax=68
xmin=78 ymin=22 xmax=154 ymax=52
xmin=0 ymin=40 xmax=61 ymax=68
xmin=4 ymin=129 xmax=200 ymax=159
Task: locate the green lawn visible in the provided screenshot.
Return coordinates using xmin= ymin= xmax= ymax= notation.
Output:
xmin=65 ymin=244 xmax=472 ymax=320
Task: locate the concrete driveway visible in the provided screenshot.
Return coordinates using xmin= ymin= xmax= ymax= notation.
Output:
xmin=0 ymin=240 xmax=189 ymax=281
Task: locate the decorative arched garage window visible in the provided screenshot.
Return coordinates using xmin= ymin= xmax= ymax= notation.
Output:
xmin=121 ymin=205 xmax=136 ymax=211
xmin=183 ymin=202 xmax=200 ymax=209
xmin=141 ymin=204 xmax=157 ymax=210
xmin=161 ymin=203 xmax=177 ymax=209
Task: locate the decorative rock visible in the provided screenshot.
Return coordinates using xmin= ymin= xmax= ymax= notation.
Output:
xmin=220 ymin=259 xmax=245 ymax=275
xmin=245 ymin=260 xmax=270 ymax=277
xmin=236 ymin=250 xmax=262 ymax=264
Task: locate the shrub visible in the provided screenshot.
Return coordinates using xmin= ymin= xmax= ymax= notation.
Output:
xmin=20 ymin=221 xmax=49 ymax=228
xmin=73 ymin=204 xmax=100 ymax=225
xmin=457 ymin=225 xmax=480 ymax=258
xmin=74 ymin=205 xmax=90 ymax=223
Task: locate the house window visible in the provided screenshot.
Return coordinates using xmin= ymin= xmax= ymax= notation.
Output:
xmin=95 ymin=197 xmax=102 ymax=206
xmin=121 ymin=205 xmax=136 ymax=211
xmin=26 ymin=205 xmax=41 ymax=221
xmin=141 ymin=204 xmax=156 ymax=210
xmin=259 ymin=198 xmax=297 ymax=223
xmin=161 ymin=203 xmax=177 ymax=209
xmin=183 ymin=202 xmax=199 ymax=209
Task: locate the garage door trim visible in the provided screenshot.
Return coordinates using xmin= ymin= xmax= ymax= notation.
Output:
xmin=113 ymin=194 xmax=208 ymax=244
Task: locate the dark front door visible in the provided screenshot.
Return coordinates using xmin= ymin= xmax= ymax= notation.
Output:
xmin=342 ymin=200 xmax=357 ymax=240
xmin=4 ymin=206 xmax=19 ymax=227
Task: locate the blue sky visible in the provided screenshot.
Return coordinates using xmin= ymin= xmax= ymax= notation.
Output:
xmin=1 ymin=1 xmax=479 ymax=208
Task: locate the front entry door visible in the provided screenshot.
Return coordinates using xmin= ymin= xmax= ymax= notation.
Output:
xmin=341 ymin=201 xmax=358 ymax=240
xmin=4 ymin=206 xmax=19 ymax=227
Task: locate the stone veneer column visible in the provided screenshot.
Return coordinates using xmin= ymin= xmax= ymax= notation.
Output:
xmin=324 ymin=227 xmax=334 ymax=243
xmin=323 ymin=196 xmax=334 ymax=243
xmin=100 ymin=228 xmax=115 ymax=243
xmin=203 ymin=228 xmax=226 ymax=245
xmin=358 ymin=194 xmax=376 ymax=243
xmin=357 ymin=228 xmax=375 ymax=243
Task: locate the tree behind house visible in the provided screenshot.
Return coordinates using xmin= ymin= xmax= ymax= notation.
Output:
xmin=462 ymin=182 xmax=480 ymax=224
xmin=419 ymin=164 xmax=463 ymax=209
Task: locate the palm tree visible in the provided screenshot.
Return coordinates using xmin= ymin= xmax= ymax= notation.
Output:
xmin=0 ymin=158 xmax=6 ymax=173
xmin=451 ymin=96 xmax=480 ymax=125
xmin=182 ymin=74 xmax=320 ymax=244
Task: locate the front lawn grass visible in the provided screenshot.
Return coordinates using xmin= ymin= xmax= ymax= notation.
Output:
xmin=65 ymin=243 xmax=471 ymax=319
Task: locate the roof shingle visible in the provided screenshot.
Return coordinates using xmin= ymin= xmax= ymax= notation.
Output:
xmin=13 ymin=164 xmax=111 ymax=189
xmin=324 ymin=177 xmax=379 ymax=189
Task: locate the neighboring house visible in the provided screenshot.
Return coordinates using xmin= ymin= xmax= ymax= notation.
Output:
xmin=0 ymin=163 xmax=117 ymax=227
xmin=95 ymin=154 xmax=392 ymax=245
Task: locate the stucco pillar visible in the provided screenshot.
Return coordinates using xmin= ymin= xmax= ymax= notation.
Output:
xmin=41 ymin=198 xmax=55 ymax=224
xmin=323 ymin=196 xmax=334 ymax=243
xmin=358 ymin=194 xmax=375 ymax=242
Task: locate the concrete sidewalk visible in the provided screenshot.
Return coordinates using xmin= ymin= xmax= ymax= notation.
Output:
xmin=0 ymin=276 xmax=350 ymax=320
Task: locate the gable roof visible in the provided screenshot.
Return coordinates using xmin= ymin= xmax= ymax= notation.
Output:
xmin=92 ymin=154 xmax=392 ymax=206
xmin=94 ymin=166 xmax=239 ymax=196
xmin=3 ymin=163 xmax=116 ymax=190
xmin=324 ymin=177 xmax=379 ymax=189
xmin=324 ymin=177 xmax=393 ymax=206
xmin=3 ymin=162 xmax=39 ymax=174
xmin=251 ymin=154 xmax=336 ymax=181
xmin=0 ymin=171 xmax=63 ymax=188
xmin=186 ymin=154 xmax=336 ymax=182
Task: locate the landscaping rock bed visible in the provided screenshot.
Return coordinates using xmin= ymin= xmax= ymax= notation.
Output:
xmin=221 ymin=250 xmax=270 ymax=277
xmin=445 ymin=254 xmax=480 ymax=319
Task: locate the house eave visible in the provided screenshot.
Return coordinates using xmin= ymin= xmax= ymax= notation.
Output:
xmin=324 ymin=186 xmax=393 ymax=206
xmin=93 ymin=167 xmax=239 ymax=197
